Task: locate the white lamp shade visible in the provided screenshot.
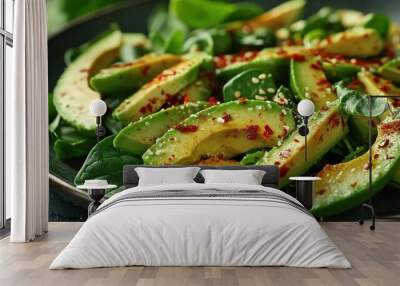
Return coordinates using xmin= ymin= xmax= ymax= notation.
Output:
xmin=297 ymin=99 xmax=315 ymax=117
xmin=89 ymin=99 xmax=107 ymax=117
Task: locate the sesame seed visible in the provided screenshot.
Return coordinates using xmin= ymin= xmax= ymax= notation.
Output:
xmin=255 ymin=95 xmax=267 ymax=100
xmin=258 ymin=73 xmax=267 ymax=80
xmin=251 ymin=77 xmax=260 ymax=84
xmin=259 ymin=89 xmax=266 ymax=95
xmin=350 ymin=58 xmax=357 ymax=64
xmin=234 ymin=91 xmax=241 ymax=98
xmin=216 ymin=117 xmax=224 ymax=123
xmin=267 ymin=88 xmax=276 ymax=94
xmin=256 ymin=105 xmax=263 ymax=110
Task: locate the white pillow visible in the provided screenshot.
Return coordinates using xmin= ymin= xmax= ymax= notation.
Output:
xmin=135 ymin=167 xmax=200 ymax=186
xmin=200 ymin=169 xmax=266 ymax=185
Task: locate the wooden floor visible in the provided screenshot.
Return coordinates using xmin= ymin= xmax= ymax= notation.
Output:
xmin=0 ymin=222 xmax=399 ymax=286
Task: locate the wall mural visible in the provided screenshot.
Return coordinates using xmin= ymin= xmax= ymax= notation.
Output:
xmin=48 ymin=0 xmax=400 ymax=220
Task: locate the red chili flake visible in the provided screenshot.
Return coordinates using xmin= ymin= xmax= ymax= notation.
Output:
xmin=326 ymin=36 xmax=333 ymax=44
xmin=175 ymin=124 xmax=198 ymax=133
xmin=274 ymin=161 xmax=281 ymax=166
xmin=263 ymin=124 xmax=274 ymax=139
xmin=294 ymin=138 xmax=300 ymax=143
xmin=392 ymin=99 xmax=400 ymax=108
xmin=222 ymin=112 xmax=232 ymax=123
xmin=351 ymin=182 xmax=357 ymax=188
xmin=374 ymin=154 xmax=379 ymax=159
xmin=381 ymin=85 xmax=390 ymax=93
xmin=381 ymin=120 xmax=400 ymax=133
xmin=276 ymin=48 xmax=288 ymax=56
xmin=346 ymin=79 xmax=364 ymax=90
xmin=378 ymin=138 xmax=390 ymax=148
xmin=372 ymin=76 xmax=381 ymax=83
xmin=80 ymin=68 xmax=89 ymax=73
xmin=165 ymin=94 xmax=180 ymax=106
xmin=317 ymin=78 xmax=331 ymax=86
xmin=238 ymin=97 xmax=248 ymax=104
xmin=208 ymin=96 xmax=218 ymax=106
xmin=290 ymin=54 xmax=306 ymax=62
xmin=280 ymin=165 xmax=290 ymax=177
xmin=384 ymin=46 xmax=396 ymax=58
xmin=141 ymin=65 xmax=150 ymax=76
xmin=317 ymin=189 xmax=327 ymax=195
xmin=183 ymin=95 xmax=190 ymax=104
xmin=328 ymin=114 xmax=341 ymax=128
xmin=244 ymin=125 xmax=259 ymax=140
xmin=149 ymin=98 xmax=158 ymax=104
xmin=310 ymin=62 xmax=322 ymax=70
xmin=139 ymin=103 xmax=153 ymax=114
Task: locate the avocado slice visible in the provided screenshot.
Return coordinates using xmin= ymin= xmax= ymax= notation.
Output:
xmin=142 ymin=100 xmax=295 ymax=165
xmin=113 ymin=102 xmax=210 ymax=156
xmin=312 ymin=118 xmax=400 ymax=217
xmin=321 ymin=62 xmax=361 ymax=82
xmin=243 ymin=0 xmax=305 ymax=31
xmin=378 ymin=58 xmax=400 ymax=84
xmin=290 ymin=57 xmax=337 ymax=109
xmin=217 ymin=46 xmax=305 ymax=82
xmin=257 ymin=104 xmax=348 ymax=187
xmin=315 ymin=27 xmax=384 ymax=58
xmin=113 ymin=53 xmax=213 ymax=125
xmin=90 ymin=54 xmax=181 ymax=95
xmin=53 ymin=30 xmax=123 ymax=131
xmin=223 ymin=69 xmax=276 ymax=102
xmin=337 ymin=9 xmax=365 ymax=28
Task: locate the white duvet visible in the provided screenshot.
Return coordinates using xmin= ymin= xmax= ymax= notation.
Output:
xmin=50 ymin=183 xmax=351 ymax=269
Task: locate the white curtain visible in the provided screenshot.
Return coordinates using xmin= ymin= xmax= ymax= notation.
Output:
xmin=8 ymin=0 xmax=49 ymax=242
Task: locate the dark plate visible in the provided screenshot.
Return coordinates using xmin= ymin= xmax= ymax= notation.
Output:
xmin=48 ymin=0 xmax=400 ymax=212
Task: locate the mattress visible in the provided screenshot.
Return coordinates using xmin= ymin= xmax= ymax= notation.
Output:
xmin=50 ymin=183 xmax=351 ymax=269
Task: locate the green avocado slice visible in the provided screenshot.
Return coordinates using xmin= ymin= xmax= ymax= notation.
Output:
xmin=216 ymin=46 xmax=305 ymax=82
xmin=242 ymin=0 xmax=305 ymax=31
xmin=321 ymin=62 xmax=361 ymax=82
xmin=113 ymin=53 xmax=212 ymax=125
xmin=257 ymin=103 xmax=348 ymax=187
xmin=90 ymin=54 xmax=181 ymax=95
xmin=315 ymin=27 xmax=384 ymax=58
xmin=312 ymin=118 xmax=400 ymax=217
xmin=113 ymin=102 xmax=210 ymax=156
xmin=53 ymin=29 xmax=123 ymax=131
xmin=142 ymin=100 xmax=295 ymax=165
xmin=378 ymin=58 xmax=400 ymax=84
xmin=290 ymin=57 xmax=337 ymax=109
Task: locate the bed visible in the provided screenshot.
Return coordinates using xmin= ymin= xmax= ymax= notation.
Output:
xmin=50 ymin=165 xmax=350 ymax=269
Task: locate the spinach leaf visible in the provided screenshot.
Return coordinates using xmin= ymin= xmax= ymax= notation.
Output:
xmin=148 ymin=5 xmax=188 ymax=54
xmin=335 ymin=80 xmax=387 ymax=117
xmin=74 ymin=135 xmax=142 ymax=187
xmin=240 ymin=150 xmax=266 ymax=165
xmin=225 ymin=2 xmax=263 ymax=22
xmin=363 ymin=13 xmax=390 ymax=39
xmin=170 ymin=0 xmax=262 ymax=29
xmin=50 ymin=116 xmax=96 ymax=160
xmin=183 ymin=28 xmax=231 ymax=55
